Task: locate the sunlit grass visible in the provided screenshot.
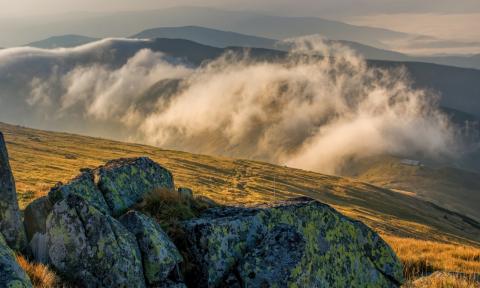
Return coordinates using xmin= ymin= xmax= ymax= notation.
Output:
xmin=2 ymin=122 xmax=479 ymax=284
xmin=384 ymin=236 xmax=480 ymax=278
xmin=16 ymin=255 xmax=63 ymax=288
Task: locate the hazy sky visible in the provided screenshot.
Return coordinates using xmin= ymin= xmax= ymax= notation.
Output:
xmin=2 ymin=0 xmax=480 ymax=17
xmin=1 ymin=0 xmax=479 ymax=47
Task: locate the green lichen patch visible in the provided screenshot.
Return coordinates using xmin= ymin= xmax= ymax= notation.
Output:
xmin=182 ymin=197 xmax=404 ymax=288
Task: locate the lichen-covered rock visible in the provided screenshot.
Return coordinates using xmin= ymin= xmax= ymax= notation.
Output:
xmin=0 ymin=234 xmax=32 ymax=287
xmin=95 ymin=157 xmax=175 ymax=216
xmin=238 ymin=224 xmax=306 ymax=287
xmin=24 ymin=196 xmax=53 ymax=242
xmin=29 ymin=232 xmax=49 ymax=264
xmin=183 ymin=197 xmax=404 ymax=288
xmin=48 ymin=170 xmax=110 ymax=215
xmin=47 ymin=194 xmax=145 ymax=287
xmin=0 ymin=132 xmax=28 ymax=252
xmin=119 ymin=211 xmax=183 ymax=287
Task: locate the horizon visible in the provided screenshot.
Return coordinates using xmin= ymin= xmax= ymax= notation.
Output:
xmin=1 ymin=3 xmax=479 ymax=55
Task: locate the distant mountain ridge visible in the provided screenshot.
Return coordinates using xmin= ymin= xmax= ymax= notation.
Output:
xmin=27 ymin=34 xmax=99 ymax=49
xmin=131 ymin=26 xmax=480 ymax=70
xmin=131 ymin=26 xmax=277 ymax=50
xmin=23 ymin=24 xmax=480 ymax=70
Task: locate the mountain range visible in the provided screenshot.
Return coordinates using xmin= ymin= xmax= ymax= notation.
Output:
xmin=5 ymin=6 xmax=478 ymax=55
xmin=26 ymin=26 xmax=480 ymax=70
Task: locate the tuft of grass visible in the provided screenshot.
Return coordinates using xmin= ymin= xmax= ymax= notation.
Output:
xmin=384 ymin=236 xmax=480 ymax=279
xmin=16 ymin=255 xmax=62 ymax=288
xmin=403 ymin=272 xmax=479 ymax=288
xmin=135 ymin=188 xmax=217 ymax=279
xmin=135 ymin=188 xmax=216 ymax=240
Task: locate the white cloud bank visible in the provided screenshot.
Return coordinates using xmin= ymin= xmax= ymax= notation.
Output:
xmin=0 ymin=37 xmax=459 ymax=174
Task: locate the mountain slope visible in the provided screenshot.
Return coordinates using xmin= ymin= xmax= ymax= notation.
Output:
xmin=341 ymin=155 xmax=480 ymax=222
xmin=131 ymin=26 xmax=480 ymax=70
xmin=132 ymin=26 xmax=277 ymax=49
xmin=0 ymin=6 xmax=408 ymax=49
xmin=2 ymin=121 xmax=479 ymax=247
xmin=27 ymin=34 xmax=98 ymax=49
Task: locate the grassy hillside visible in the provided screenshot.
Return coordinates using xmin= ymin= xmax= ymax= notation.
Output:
xmin=1 ymin=121 xmax=479 ymax=278
xmin=342 ymin=156 xmax=480 ymax=222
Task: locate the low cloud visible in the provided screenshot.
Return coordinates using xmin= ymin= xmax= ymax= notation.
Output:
xmin=0 ymin=36 xmax=459 ymax=174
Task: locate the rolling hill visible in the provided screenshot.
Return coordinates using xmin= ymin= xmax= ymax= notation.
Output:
xmin=27 ymin=34 xmax=98 ymax=49
xmin=1 ymin=121 xmax=479 ymax=278
xmin=24 ymin=25 xmax=480 ymax=70
xmin=341 ymin=155 xmax=480 ymax=222
xmin=131 ymin=26 xmax=277 ymax=50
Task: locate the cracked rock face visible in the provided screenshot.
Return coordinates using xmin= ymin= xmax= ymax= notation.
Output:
xmin=96 ymin=157 xmax=175 ymax=217
xmin=49 ymin=170 xmax=110 ymax=215
xmin=47 ymin=157 xmax=175 ymax=217
xmin=182 ymin=197 xmax=404 ymax=288
xmin=0 ymin=132 xmax=28 ymax=252
xmin=46 ymin=194 xmax=146 ymax=288
xmin=119 ymin=211 xmax=183 ymax=287
xmin=0 ymin=234 xmax=32 ymax=287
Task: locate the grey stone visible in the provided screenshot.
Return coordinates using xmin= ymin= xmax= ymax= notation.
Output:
xmin=182 ymin=197 xmax=404 ymax=288
xmin=29 ymin=233 xmax=49 ymax=264
xmin=47 ymin=194 xmax=146 ymax=288
xmin=119 ymin=211 xmax=183 ymax=287
xmin=0 ymin=233 xmax=32 ymax=287
xmin=24 ymin=196 xmax=52 ymax=242
xmin=94 ymin=157 xmax=175 ymax=216
xmin=48 ymin=170 xmax=110 ymax=215
xmin=0 ymin=132 xmax=28 ymax=252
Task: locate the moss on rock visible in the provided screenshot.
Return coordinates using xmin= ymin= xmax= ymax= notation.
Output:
xmin=0 ymin=234 xmax=32 ymax=287
xmin=119 ymin=211 xmax=183 ymax=287
xmin=182 ymin=197 xmax=404 ymax=288
xmin=46 ymin=194 xmax=145 ymax=287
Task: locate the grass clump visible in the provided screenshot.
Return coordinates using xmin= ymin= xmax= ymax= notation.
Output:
xmin=135 ymin=188 xmax=216 ymax=239
xmin=135 ymin=188 xmax=217 ymax=277
xmin=384 ymin=236 xmax=480 ymax=280
xmin=404 ymin=272 xmax=479 ymax=288
xmin=16 ymin=255 xmax=64 ymax=288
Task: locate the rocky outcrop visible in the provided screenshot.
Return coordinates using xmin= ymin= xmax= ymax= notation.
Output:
xmin=119 ymin=211 xmax=183 ymax=287
xmin=0 ymin=132 xmax=28 ymax=252
xmin=47 ymin=194 xmax=146 ymax=287
xmin=49 ymin=170 xmax=110 ymax=215
xmin=182 ymin=197 xmax=404 ymax=288
xmin=0 ymin=234 xmax=32 ymax=287
xmin=96 ymin=157 xmax=175 ymax=216
xmin=19 ymin=156 xmax=404 ymax=287
xmin=46 ymin=157 xmax=175 ymax=217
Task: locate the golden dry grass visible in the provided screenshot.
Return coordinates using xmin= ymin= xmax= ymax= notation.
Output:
xmin=2 ymin=122 xmax=479 ymax=281
xmin=384 ymin=236 xmax=480 ymax=278
xmin=16 ymin=255 xmax=61 ymax=288
xmin=404 ymin=272 xmax=479 ymax=288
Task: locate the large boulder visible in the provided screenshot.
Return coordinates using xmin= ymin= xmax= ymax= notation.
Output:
xmin=47 ymin=194 xmax=145 ymax=287
xmin=24 ymin=196 xmax=52 ymax=263
xmin=119 ymin=211 xmax=183 ymax=287
xmin=182 ymin=197 xmax=404 ymax=288
xmin=46 ymin=157 xmax=175 ymax=218
xmin=0 ymin=234 xmax=32 ymax=287
xmin=24 ymin=196 xmax=52 ymax=241
xmin=0 ymin=132 xmax=28 ymax=252
xmin=48 ymin=170 xmax=110 ymax=215
xmin=95 ymin=157 xmax=175 ymax=216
